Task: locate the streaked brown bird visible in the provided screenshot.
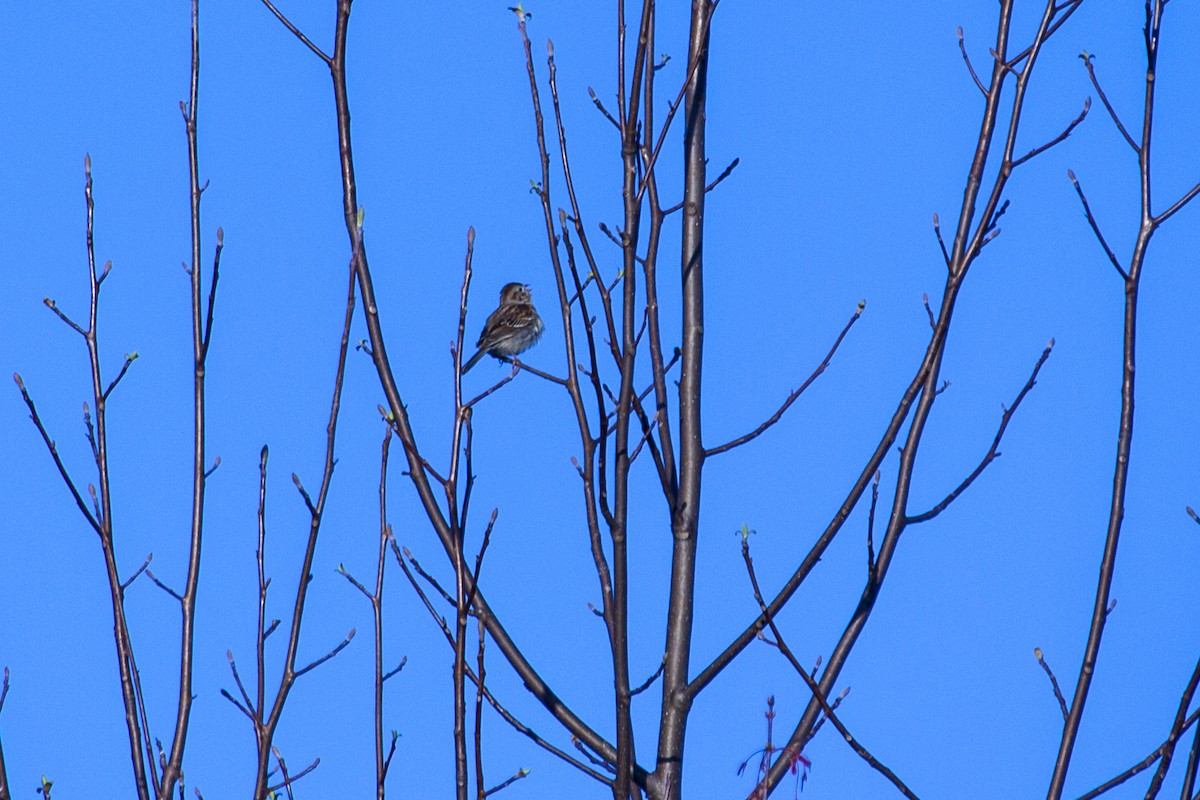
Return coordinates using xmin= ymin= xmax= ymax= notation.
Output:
xmin=461 ymin=282 xmax=544 ymax=374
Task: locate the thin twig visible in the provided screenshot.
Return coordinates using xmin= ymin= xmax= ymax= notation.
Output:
xmin=200 ymin=227 xmax=224 ymax=359
xmin=630 ymin=658 xmax=666 ymax=697
xmin=1067 ymin=170 xmax=1128 ymax=280
xmin=294 ymin=629 xmax=356 ymax=678
xmin=740 ymin=536 xmax=920 ymax=799
xmin=661 ymin=157 xmax=740 ymax=215
xmin=259 ymin=0 xmax=331 ymax=63
xmin=120 ymin=554 xmax=154 ymax=591
xmin=1035 ymin=647 xmax=1069 ymax=721
xmin=1012 ymin=96 xmax=1090 ymax=168
xmin=1155 ymin=180 xmax=1200 ymax=227
xmin=13 ymin=375 xmax=101 ymax=533
xmin=587 ymin=86 xmax=620 ymax=129
xmin=707 ymin=302 xmax=864 ymax=456
xmin=932 ymin=214 xmax=951 ymax=267
xmin=484 ymin=769 xmax=531 ymax=797
xmin=957 ymin=26 xmax=987 ymax=95
xmin=1079 ymin=53 xmax=1138 ymax=153
xmin=392 ymin=538 xmax=612 ymax=785
xmin=907 ymin=340 xmax=1053 ymax=524
xmin=145 ymin=570 xmax=183 ymax=602
xmin=866 ymin=471 xmax=880 ymax=577
xmin=266 ymin=749 xmax=319 ymax=795
xmin=1074 ymin=710 xmax=1200 ymax=800
xmin=102 ymin=353 xmax=139 ymax=400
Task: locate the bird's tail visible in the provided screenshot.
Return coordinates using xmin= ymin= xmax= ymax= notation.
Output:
xmin=461 ymin=348 xmax=485 ymax=374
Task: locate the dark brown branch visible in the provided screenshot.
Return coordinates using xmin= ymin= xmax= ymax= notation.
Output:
xmin=866 ymin=471 xmax=880 ymax=576
xmin=631 ymin=658 xmax=666 ymax=697
xmin=145 ymin=569 xmax=183 ymax=601
xmin=220 ymin=688 xmax=254 ymax=722
xmin=985 ymin=201 xmax=1011 ymax=247
xmin=14 ymin=375 xmax=101 ymax=533
xmin=527 ymin=19 xmax=639 ymax=796
xmin=226 ymin=651 xmax=256 ymax=717
xmin=383 ymin=657 xmax=407 ymax=684
xmin=1180 ymin=715 xmax=1200 ymax=800
xmin=254 ymin=0 xmax=639 ymax=778
xmin=365 ymin=428 xmax=393 ymax=796
xmin=1143 ymin=651 xmax=1200 ymax=798
xmin=511 ymin=358 xmax=567 ymax=386
xmin=102 ymin=353 xmax=139 ymax=400
xmin=661 ymin=157 xmax=740 ymax=215
xmin=754 ymin=3 xmax=1082 ymax=792
xmin=265 ymin=749 xmax=319 ymax=795
xmin=1048 ymin=5 xmax=1175 ymax=794
xmin=473 ymin=617 xmax=486 ymax=800
xmin=402 ymin=546 xmax=456 ymax=608
xmin=988 ymin=47 xmax=1019 ymax=77
xmin=740 ymin=537 xmax=920 ymax=800
xmin=628 ymin=409 xmax=662 ymax=464
xmin=203 ymin=455 xmax=221 ymax=479
xmin=932 ymin=214 xmax=951 ymax=267
xmin=587 ymin=86 xmax=620 ymax=130
xmin=572 ymin=737 xmax=614 ymax=772
xmin=120 ymin=554 xmax=153 ymax=591
xmin=255 ymin=445 xmax=270 ymax=757
xmin=294 ymin=629 xmax=355 ymax=678
xmin=1011 ymin=96 xmax=1090 ymax=168
xmin=1007 ymin=1 xmax=1085 ymax=69
xmin=463 ymin=365 xmax=521 ymax=408
xmin=654 ymin=1 xmax=716 ymax=796
xmin=597 ymin=221 xmax=626 ymax=253
xmin=957 ymin=26 xmax=987 ymax=95
xmin=167 ymin=0 xmax=215 ymax=784
xmin=1074 ymin=710 xmax=1200 ymax=800
xmin=252 ymin=252 xmax=358 ymax=798
xmin=42 ymin=297 xmax=86 ymax=337
xmin=393 ymin=538 xmax=612 ymax=786
xmin=907 ymin=340 xmax=1053 ymax=524
xmin=1067 ymin=169 xmax=1128 ymax=280
xmin=1035 ymin=647 xmax=1069 ymax=721
xmin=200 ymin=227 xmax=223 ymax=360
xmin=290 ymin=473 xmax=317 ymax=516
xmin=0 ymin=667 xmax=10 ymax=800
xmin=383 ymin=731 xmax=400 ymax=784
xmin=1154 ymin=180 xmax=1200 ymax=227
xmin=337 ymin=565 xmax=372 ymax=599
xmin=707 ymin=302 xmax=864 ymax=457
xmin=259 ymin=0 xmax=330 ymax=63
xmin=1079 ymin=53 xmax=1138 ymax=153
xmin=484 ymin=769 xmax=530 ymax=797
xmin=635 ymin=1 xmax=721 ymax=206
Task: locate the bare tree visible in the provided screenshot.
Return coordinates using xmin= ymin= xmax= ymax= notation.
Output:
xmin=6 ymin=1 xmax=1200 ymax=799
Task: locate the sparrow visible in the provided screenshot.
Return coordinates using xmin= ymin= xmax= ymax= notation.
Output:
xmin=461 ymin=282 xmax=544 ymax=374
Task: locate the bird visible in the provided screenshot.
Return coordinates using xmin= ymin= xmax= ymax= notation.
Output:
xmin=461 ymin=282 xmax=544 ymax=374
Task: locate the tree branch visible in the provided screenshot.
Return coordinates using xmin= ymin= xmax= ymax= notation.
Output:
xmin=706 ymin=301 xmax=865 ymax=457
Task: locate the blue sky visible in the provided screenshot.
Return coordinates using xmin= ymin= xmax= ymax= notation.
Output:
xmin=2 ymin=1 xmax=1199 ymax=798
